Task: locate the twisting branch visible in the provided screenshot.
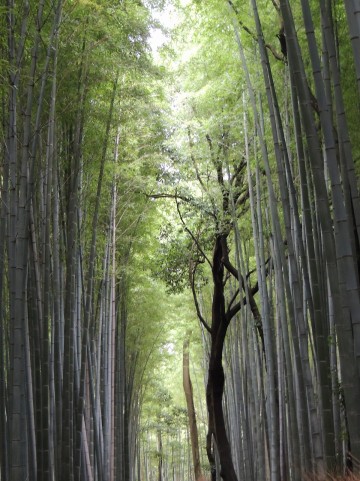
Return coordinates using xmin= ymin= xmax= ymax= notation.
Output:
xmin=206 ymin=133 xmax=232 ymax=228
xmin=218 ymin=233 xmax=268 ymax=354
xmin=189 ymin=260 xmax=212 ymax=334
xmin=230 ymin=158 xmax=246 ymax=185
xmin=226 ymin=283 xmax=265 ymax=357
xmin=206 ymin=134 xmax=223 ymax=186
xmin=188 ymin=127 xmax=219 ymax=218
xmin=188 ymin=127 xmax=207 ymax=193
xmin=225 ymin=282 xmax=259 ymax=322
xmin=235 ymin=188 xmax=250 ymax=208
xmin=228 ymin=286 xmax=240 ymax=310
xmin=147 ymin=192 xmax=194 ymax=203
xmin=146 ymin=192 xmax=217 ymax=220
xmin=220 ymin=235 xmax=241 ymax=280
xmin=175 ymin=194 xmax=212 ymax=268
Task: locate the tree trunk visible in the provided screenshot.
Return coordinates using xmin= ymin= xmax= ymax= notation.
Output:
xmin=206 ymin=235 xmax=238 ymax=481
xmin=183 ymin=335 xmax=203 ymax=481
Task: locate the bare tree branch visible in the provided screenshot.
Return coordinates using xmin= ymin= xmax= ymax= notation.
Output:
xmin=227 ymin=0 xmax=284 ymax=62
xmin=188 ymin=127 xmax=219 ymax=219
xmin=188 ymin=127 xmax=208 ymax=193
xmin=190 ymin=261 xmax=212 ymax=334
xmin=176 ymin=196 xmax=213 ymax=268
xmin=228 ymin=286 xmax=240 ymax=310
xmin=146 ymin=192 xmax=217 ymax=220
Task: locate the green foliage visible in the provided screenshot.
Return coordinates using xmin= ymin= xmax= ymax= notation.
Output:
xmin=152 ymin=223 xmax=192 ymax=293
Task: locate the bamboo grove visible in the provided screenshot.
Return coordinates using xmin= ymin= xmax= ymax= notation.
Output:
xmin=1 ymin=1 xmax=360 ymax=481
xmin=0 ymin=1 xmax=165 ymax=480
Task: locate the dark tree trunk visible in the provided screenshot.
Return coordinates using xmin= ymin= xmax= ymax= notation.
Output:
xmin=206 ymin=235 xmax=238 ymax=481
xmin=158 ymin=430 xmax=163 ymax=481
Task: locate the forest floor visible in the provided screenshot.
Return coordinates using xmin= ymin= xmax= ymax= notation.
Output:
xmin=304 ymin=473 xmax=360 ymax=480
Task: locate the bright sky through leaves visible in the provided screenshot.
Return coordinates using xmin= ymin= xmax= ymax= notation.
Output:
xmin=149 ymin=3 xmax=178 ymax=55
